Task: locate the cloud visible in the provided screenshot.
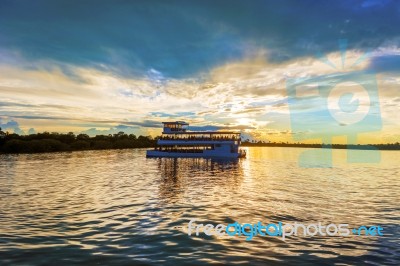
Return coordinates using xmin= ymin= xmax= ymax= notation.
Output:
xmin=0 ymin=119 xmax=25 ymax=134
xmin=1 ymin=1 xmax=400 ymax=79
xmin=0 ymin=1 xmax=399 ymax=143
xmin=0 ymin=47 xmax=398 ymax=142
xmin=81 ymin=126 xmax=139 ymax=136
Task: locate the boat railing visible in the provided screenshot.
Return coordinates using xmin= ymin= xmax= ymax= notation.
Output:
xmin=160 ymin=148 xmax=204 ymax=153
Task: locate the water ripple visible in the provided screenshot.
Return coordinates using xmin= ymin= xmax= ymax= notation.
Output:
xmin=0 ymin=148 xmax=399 ymax=265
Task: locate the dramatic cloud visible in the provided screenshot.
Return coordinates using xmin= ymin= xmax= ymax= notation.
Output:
xmin=1 ymin=0 xmax=400 ymax=77
xmin=0 ymin=0 xmax=399 ymax=143
xmin=0 ymin=119 xmax=25 ymax=134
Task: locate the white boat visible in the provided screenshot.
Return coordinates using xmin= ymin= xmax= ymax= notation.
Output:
xmin=146 ymin=121 xmax=246 ymax=159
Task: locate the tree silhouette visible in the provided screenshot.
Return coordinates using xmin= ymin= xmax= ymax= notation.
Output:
xmin=0 ymin=130 xmax=398 ymax=154
xmin=0 ymin=131 xmax=156 ymax=153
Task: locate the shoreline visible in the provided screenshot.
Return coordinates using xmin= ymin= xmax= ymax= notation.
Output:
xmin=1 ymin=144 xmax=399 ymax=155
xmin=1 ymin=132 xmax=399 ymax=154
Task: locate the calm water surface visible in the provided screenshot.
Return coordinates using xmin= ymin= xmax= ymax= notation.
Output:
xmin=0 ymin=147 xmax=399 ymax=265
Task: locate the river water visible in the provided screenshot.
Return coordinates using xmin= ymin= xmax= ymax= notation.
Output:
xmin=0 ymin=147 xmax=399 ymax=265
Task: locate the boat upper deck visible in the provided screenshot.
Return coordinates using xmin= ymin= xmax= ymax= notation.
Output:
xmin=160 ymin=121 xmax=241 ymax=142
xmin=161 ymin=132 xmax=240 ymax=139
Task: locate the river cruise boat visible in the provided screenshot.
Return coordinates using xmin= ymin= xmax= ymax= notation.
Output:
xmin=146 ymin=121 xmax=246 ymax=159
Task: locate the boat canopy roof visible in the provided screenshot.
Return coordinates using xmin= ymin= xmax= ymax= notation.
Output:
xmin=161 ymin=121 xmax=240 ymax=135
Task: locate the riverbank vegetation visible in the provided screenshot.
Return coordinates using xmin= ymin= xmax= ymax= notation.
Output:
xmin=0 ymin=128 xmax=399 ymax=154
xmin=0 ymin=129 xmax=156 ymax=154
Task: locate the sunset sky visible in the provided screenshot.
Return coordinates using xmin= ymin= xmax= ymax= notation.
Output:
xmin=0 ymin=0 xmax=399 ymax=143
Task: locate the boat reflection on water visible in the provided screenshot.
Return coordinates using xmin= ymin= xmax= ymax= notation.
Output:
xmin=155 ymin=157 xmax=244 ymax=203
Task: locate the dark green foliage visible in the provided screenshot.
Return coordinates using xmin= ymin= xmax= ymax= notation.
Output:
xmin=92 ymin=140 xmax=114 ymax=150
xmin=70 ymin=140 xmax=90 ymax=150
xmin=2 ymin=139 xmax=69 ymax=153
xmin=0 ymin=130 xmax=156 ymax=154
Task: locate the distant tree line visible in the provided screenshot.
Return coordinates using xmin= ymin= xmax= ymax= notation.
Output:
xmin=0 ymin=128 xmax=156 ymax=154
xmin=241 ymin=140 xmax=400 ymax=150
xmin=1 ymin=127 xmax=398 ymax=153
